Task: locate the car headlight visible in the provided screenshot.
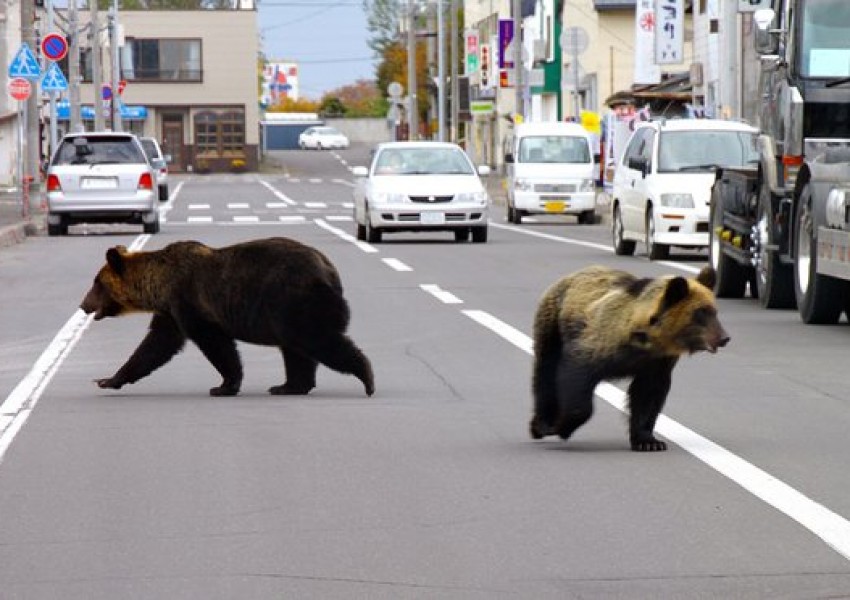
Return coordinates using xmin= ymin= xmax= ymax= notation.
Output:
xmin=514 ymin=178 xmax=533 ymax=191
xmin=372 ymin=191 xmax=407 ymax=204
xmin=660 ymin=193 xmax=694 ymax=208
xmin=455 ymin=191 xmax=489 ymax=205
xmin=580 ymin=179 xmax=596 ymax=192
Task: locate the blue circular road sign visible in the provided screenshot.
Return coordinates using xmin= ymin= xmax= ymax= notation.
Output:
xmin=41 ymin=33 xmax=68 ymax=62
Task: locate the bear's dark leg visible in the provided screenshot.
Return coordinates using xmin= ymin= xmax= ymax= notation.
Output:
xmin=184 ymin=319 xmax=243 ymax=397
xmin=530 ymin=328 xmax=562 ymax=439
xmin=298 ymin=333 xmax=375 ymax=396
xmin=627 ymin=357 xmax=677 ymax=452
xmin=554 ymin=361 xmax=596 ymax=441
xmin=269 ymin=347 xmax=318 ymax=395
xmin=96 ymin=314 xmax=186 ymax=390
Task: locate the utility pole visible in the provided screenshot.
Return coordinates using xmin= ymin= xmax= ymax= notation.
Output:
xmin=22 ymin=0 xmax=39 ymax=194
xmin=449 ymin=0 xmax=458 ymax=143
xmin=68 ymin=0 xmax=82 ymax=132
xmin=437 ymin=0 xmax=445 ymax=141
xmin=407 ymin=0 xmax=418 ymax=140
xmin=108 ymin=0 xmax=122 ymax=132
xmin=91 ymin=0 xmax=104 ymax=131
xmin=512 ymin=0 xmax=523 ymax=122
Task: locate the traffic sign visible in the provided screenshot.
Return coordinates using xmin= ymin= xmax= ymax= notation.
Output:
xmin=41 ymin=33 xmax=69 ymax=62
xmin=7 ymin=77 xmax=31 ymax=101
xmin=41 ymin=62 xmax=68 ymax=92
xmin=102 ymin=83 xmax=112 ymax=100
xmin=8 ymin=43 xmax=41 ymax=80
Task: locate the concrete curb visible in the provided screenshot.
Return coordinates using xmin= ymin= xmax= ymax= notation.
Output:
xmin=0 ymin=216 xmax=45 ymax=249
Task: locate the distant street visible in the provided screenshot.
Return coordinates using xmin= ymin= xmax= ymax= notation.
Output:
xmin=1 ymin=145 xmax=850 ymax=598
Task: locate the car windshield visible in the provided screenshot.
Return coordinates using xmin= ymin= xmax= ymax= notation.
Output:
xmin=373 ymin=147 xmax=474 ymax=175
xmin=54 ymin=136 xmax=146 ymax=166
xmin=799 ymin=0 xmax=850 ymax=77
xmin=518 ymin=135 xmax=590 ymax=164
xmin=656 ymin=130 xmax=759 ymax=173
xmin=314 ymin=127 xmax=341 ymax=136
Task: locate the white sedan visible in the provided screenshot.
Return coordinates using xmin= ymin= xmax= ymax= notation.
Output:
xmin=298 ymin=126 xmax=349 ymax=150
xmin=352 ymin=141 xmax=491 ymax=243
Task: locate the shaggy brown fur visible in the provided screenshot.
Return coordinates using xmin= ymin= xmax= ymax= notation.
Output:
xmin=530 ymin=265 xmax=728 ymax=451
xmin=81 ymin=238 xmax=374 ymax=397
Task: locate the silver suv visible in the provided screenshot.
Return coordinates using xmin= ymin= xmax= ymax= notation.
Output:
xmin=45 ymin=132 xmax=160 ymax=236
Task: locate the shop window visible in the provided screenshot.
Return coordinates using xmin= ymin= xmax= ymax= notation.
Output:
xmin=194 ymin=109 xmax=245 ymax=158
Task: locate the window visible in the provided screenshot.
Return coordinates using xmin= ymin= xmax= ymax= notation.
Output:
xmin=194 ymin=109 xmax=245 ymax=158
xmin=123 ymin=38 xmax=202 ymax=82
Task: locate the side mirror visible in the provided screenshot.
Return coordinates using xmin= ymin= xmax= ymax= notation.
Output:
xmin=477 ymin=165 xmax=491 ymax=176
xmin=504 ymin=153 xmax=514 ymax=164
xmin=352 ymin=166 xmax=369 ymax=177
xmin=754 ymin=8 xmax=779 ymax=55
xmin=628 ymin=156 xmax=648 ymax=177
xmin=163 ymin=154 xmax=172 ymax=164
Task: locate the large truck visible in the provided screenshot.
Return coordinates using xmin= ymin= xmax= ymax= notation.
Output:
xmin=710 ymin=0 xmax=850 ymax=323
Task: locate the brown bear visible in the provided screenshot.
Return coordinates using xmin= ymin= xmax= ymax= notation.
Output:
xmin=80 ymin=237 xmax=375 ymax=397
xmin=530 ymin=265 xmax=728 ymax=451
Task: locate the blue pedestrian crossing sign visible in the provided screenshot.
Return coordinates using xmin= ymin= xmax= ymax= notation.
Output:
xmin=41 ymin=62 xmax=68 ymax=92
xmin=8 ymin=43 xmax=41 ymax=80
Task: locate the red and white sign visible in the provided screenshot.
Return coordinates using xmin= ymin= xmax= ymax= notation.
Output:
xmin=118 ymin=80 xmax=127 ymax=95
xmin=7 ymin=77 xmax=31 ymax=101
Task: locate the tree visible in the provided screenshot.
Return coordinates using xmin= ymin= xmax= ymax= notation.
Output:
xmin=363 ymin=0 xmax=402 ymax=55
xmin=321 ymin=79 xmax=386 ymax=118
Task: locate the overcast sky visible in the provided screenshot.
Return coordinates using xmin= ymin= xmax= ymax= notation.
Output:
xmin=258 ymin=1 xmax=378 ymax=100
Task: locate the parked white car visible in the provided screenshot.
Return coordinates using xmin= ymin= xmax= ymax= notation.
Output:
xmin=45 ymin=132 xmax=160 ymax=236
xmin=611 ymin=118 xmax=759 ymax=259
xmin=139 ymin=136 xmax=170 ymax=202
xmin=352 ymin=141 xmax=491 ymax=243
xmin=298 ymin=126 xmax=349 ymax=150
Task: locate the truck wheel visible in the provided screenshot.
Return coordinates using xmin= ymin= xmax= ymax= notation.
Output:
xmin=754 ymin=183 xmax=795 ymax=308
xmin=645 ymin=207 xmax=669 ymax=260
xmin=612 ymin=204 xmax=635 ymax=255
xmin=794 ymin=184 xmax=845 ymax=324
xmin=709 ymin=190 xmax=747 ymax=298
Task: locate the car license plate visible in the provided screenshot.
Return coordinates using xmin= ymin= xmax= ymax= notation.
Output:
xmin=421 ymin=212 xmax=445 ymax=225
xmin=81 ymin=177 xmax=118 ymax=190
xmin=544 ymin=200 xmax=567 ymax=213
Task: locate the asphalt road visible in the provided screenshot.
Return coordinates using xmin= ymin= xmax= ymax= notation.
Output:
xmin=1 ymin=145 xmax=850 ymax=598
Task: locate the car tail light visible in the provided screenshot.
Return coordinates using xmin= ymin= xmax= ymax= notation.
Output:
xmin=138 ymin=172 xmax=153 ymax=190
xmin=47 ymin=174 xmax=61 ymax=192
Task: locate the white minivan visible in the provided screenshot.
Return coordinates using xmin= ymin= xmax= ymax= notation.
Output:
xmin=503 ymin=122 xmax=598 ymax=224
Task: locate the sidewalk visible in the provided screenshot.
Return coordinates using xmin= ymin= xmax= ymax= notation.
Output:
xmin=0 ymin=188 xmax=44 ymax=248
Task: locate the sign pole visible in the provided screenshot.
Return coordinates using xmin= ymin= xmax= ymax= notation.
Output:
xmin=46 ymin=0 xmax=57 ymax=158
xmin=17 ymin=100 xmax=25 ymax=217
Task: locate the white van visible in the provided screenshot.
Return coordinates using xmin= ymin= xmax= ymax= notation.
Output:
xmin=504 ymin=122 xmax=598 ymax=224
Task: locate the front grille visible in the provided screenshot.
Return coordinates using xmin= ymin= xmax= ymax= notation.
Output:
xmin=409 ymin=195 xmax=453 ymax=203
xmin=535 ymin=183 xmax=576 ymax=193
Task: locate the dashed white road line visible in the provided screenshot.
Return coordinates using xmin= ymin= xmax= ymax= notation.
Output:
xmin=383 ymin=258 xmax=413 ymax=272
xmin=259 ymin=180 xmax=297 ymax=206
xmin=420 ymin=284 xmax=463 ymax=304
xmin=314 ymin=218 xmax=377 ymax=253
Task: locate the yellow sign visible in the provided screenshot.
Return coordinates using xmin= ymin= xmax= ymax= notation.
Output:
xmin=580 ymin=110 xmax=601 ymax=134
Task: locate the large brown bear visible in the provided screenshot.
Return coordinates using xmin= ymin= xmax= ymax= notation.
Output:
xmin=80 ymin=237 xmax=374 ymax=397
xmin=530 ymin=265 xmax=728 ymax=451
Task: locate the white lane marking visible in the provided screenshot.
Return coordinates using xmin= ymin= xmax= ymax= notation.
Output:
xmin=187 ymin=216 xmax=213 ymax=223
xmin=333 ymin=179 xmax=355 ymax=187
xmin=188 ymin=204 xmax=210 ymax=210
xmin=228 ymin=203 xmax=250 ymax=209
xmin=461 ymin=308 xmax=850 ymax=562
xmin=157 ymin=181 xmax=184 ymax=223
xmin=383 ymin=258 xmax=413 ymax=272
xmin=279 ymin=216 xmax=307 ymax=224
xmin=342 ymin=202 xmax=354 ymax=209
xmin=0 ymin=234 xmax=152 ymax=464
xmin=305 ymin=202 xmax=327 ymax=208
xmin=326 ymin=215 xmax=353 ymax=222
xmin=266 ymin=202 xmax=288 ymax=209
xmin=233 ymin=216 xmax=259 ymax=223
xmin=491 ymin=222 xmax=700 ymax=275
xmin=314 ymin=218 xmax=377 ymax=253
xmin=309 ymin=178 xmax=322 ymax=184
xmin=259 ymin=180 xmax=297 ymax=206
xmin=421 ymin=284 xmax=463 ymax=305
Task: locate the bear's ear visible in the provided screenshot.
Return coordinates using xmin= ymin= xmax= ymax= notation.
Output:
xmin=661 ymin=276 xmax=690 ymax=310
xmin=106 ymin=247 xmax=126 ymax=276
xmin=696 ymin=266 xmax=717 ymax=291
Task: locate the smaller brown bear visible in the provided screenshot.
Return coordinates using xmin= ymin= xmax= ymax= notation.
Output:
xmin=80 ymin=238 xmax=374 ymax=397
xmin=530 ymin=265 xmax=728 ymax=451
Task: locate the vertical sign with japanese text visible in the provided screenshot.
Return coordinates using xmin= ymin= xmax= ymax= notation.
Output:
xmin=655 ymin=0 xmax=684 ymax=64
xmin=634 ymin=0 xmax=661 ymax=84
